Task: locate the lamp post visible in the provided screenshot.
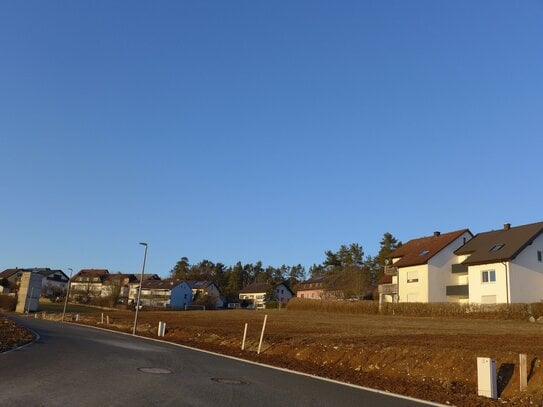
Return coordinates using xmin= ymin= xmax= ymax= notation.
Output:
xmin=132 ymin=242 xmax=148 ymax=335
xmin=62 ymin=268 xmax=73 ymax=322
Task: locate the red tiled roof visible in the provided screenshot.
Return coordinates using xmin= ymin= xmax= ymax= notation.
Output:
xmin=387 ymin=229 xmax=471 ymax=268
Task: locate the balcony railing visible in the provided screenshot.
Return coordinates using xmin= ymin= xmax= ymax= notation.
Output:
xmin=378 ymin=283 xmax=398 ymax=294
xmin=451 ymin=264 xmax=468 ymax=274
xmin=446 ymin=284 xmax=469 ymax=297
xmin=384 ymin=265 xmax=398 ymax=276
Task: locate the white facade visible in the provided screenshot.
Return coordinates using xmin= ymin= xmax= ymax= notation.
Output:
xmin=466 ymin=233 xmax=543 ymax=304
xmin=275 ymin=283 xmax=294 ymax=304
xmin=394 ymin=231 xmax=472 ymax=303
xmin=139 ymin=281 xmax=192 ymax=309
xmin=239 ymin=291 xmax=266 ymax=309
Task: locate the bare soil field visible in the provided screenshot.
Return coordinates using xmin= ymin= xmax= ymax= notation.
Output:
xmin=36 ymin=308 xmax=540 ymax=406
xmin=0 ymin=316 xmax=35 ymax=352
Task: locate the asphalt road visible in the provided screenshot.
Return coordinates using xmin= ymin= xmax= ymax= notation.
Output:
xmin=1 ymin=316 xmax=439 ymax=407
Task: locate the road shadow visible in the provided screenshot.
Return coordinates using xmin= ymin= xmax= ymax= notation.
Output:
xmin=497 ymin=363 xmax=515 ymax=397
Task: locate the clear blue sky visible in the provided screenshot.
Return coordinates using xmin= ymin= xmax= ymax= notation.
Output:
xmin=1 ymin=1 xmax=542 ymax=278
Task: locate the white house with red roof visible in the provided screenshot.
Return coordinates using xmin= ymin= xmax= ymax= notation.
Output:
xmin=380 ymin=229 xmax=473 ymax=304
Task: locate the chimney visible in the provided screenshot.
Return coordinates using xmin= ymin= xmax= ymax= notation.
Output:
xmin=433 ymin=231 xmax=441 ymax=237
xmin=504 ymin=223 xmax=511 ymax=230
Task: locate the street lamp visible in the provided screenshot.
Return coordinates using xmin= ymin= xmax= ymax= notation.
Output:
xmin=61 ymin=268 xmax=73 ymax=322
xmin=132 ymin=242 xmax=148 ymax=335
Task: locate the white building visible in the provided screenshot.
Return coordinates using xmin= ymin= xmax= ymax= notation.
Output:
xmin=454 ymin=222 xmax=543 ymax=304
xmin=186 ymin=280 xmax=224 ymax=308
xmin=380 ymin=229 xmax=473 ymax=303
xmin=239 ymin=282 xmax=294 ymax=308
xmin=136 ymin=279 xmax=192 ymax=309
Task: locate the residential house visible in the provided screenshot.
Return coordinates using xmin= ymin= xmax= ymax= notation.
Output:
xmin=239 ymin=282 xmax=268 ymax=309
xmin=275 ymin=282 xmax=294 ymax=305
xmin=0 ymin=267 xmax=69 ymax=297
xmin=70 ymin=269 xmax=110 ymax=301
xmin=381 ymin=229 xmax=473 ymax=303
xmin=33 ymin=268 xmax=69 ymax=297
xmin=137 ymin=279 xmax=192 ymax=309
xmin=0 ymin=268 xmax=24 ymax=293
xmin=454 ymin=222 xmax=543 ymax=304
xmin=186 ymin=280 xmax=224 ymax=308
xmin=0 ymin=278 xmax=9 ymax=294
xmin=296 ymin=276 xmax=340 ymax=300
xmin=128 ymin=274 xmax=162 ymax=302
xmin=101 ymin=273 xmax=139 ymax=303
xmin=239 ymin=281 xmax=294 ymax=308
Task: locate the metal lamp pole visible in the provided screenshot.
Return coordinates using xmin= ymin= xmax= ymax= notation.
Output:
xmin=132 ymin=242 xmax=148 ymax=335
xmin=61 ymin=268 xmax=73 ymax=322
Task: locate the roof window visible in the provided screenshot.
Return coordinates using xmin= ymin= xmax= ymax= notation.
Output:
xmin=419 ymin=250 xmax=430 ymax=256
xmin=489 ymin=244 xmax=505 ymax=252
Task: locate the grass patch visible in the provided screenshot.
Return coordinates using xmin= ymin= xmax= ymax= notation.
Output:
xmin=38 ymin=302 xmax=103 ymax=314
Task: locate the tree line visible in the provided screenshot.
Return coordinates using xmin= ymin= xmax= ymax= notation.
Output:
xmin=170 ymin=232 xmax=401 ymax=302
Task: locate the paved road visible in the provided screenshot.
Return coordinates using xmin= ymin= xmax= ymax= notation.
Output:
xmin=1 ymin=316 xmax=439 ymax=407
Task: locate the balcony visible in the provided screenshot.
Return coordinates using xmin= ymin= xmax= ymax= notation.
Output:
xmin=451 ymin=263 xmax=468 ymax=274
xmin=378 ymin=283 xmax=398 ymax=295
xmin=446 ymin=284 xmax=469 ymax=297
xmin=384 ymin=265 xmax=398 ymax=276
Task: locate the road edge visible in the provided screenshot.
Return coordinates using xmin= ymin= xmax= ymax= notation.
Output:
xmin=0 ymin=315 xmax=41 ymax=355
xmin=59 ymin=320 xmax=446 ymax=407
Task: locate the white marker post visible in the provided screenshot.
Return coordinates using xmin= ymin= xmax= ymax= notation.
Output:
xmin=101 ymin=313 xmax=104 ymax=324
xmin=158 ymin=321 xmax=166 ymax=337
xmin=520 ymin=354 xmax=527 ymax=391
xmin=257 ymin=315 xmax=268 ymax=355
xmin=106 ymin=315 xmax=110 ymax=325
xmin=241 ymin=323 xmax=248 ymax=350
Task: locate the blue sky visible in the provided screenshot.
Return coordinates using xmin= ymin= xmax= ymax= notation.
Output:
xmin=1 ymin=1 xmax=542 ymax=278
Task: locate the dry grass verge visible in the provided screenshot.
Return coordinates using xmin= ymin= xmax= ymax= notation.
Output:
xmin=287 ymin=298 xmax=543 ymax=320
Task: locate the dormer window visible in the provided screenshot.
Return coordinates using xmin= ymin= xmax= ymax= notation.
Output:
xmin=489 ymin=244 xmax=505 ymax=252
xmin=419 ymin=250 xmax=430 ymax=256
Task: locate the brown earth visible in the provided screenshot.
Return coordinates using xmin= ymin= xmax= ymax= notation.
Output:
xmin=16 ymin=309 xmax=543 ymax=406
xmin=0 ymin=316 xmax=35 ymax=352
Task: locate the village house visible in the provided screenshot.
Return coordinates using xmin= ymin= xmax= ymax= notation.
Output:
xmin=137 ymin=279 xmax=192 ymax=309
xmin=70 ymin=269 xmax=110 ymax=302
xmin=186 ymin=280 xmax=224 ymax=308
xmin=239 ymin=281 xmax=294 ymax=308
xmin=381 ymin=229 xmax=473 ymax=303
xmin=296 ymin=276 xmax=341 ymax=300
xmin=454 ymin=222 xmax=543 ymax=304
xmin=101 ymin=273 xmax=139 ymax=304
xmin=0 ymin=267 xmax=69 ymax=297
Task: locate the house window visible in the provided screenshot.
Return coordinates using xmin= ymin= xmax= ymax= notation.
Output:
xmin=489 ymin=244 xmax=505 ymax=252
xmin=281 ymin=289 xmax=284 ymax=294
xmin=482 ymin=270 xmax=496 ymax=283
xmin=301 ymin=294 xmax=305 ymax=298
xmin=407 ymin=270 xmax=419 ymax=283
xmin=538 ymin=251 xmax=542 ymax=262
xmin=276 ymin=289 xmax=279 ymax=293
xmin=419 ymin=250 xmax=430 ymax=256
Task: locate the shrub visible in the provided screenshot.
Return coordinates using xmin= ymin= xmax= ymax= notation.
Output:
xmin=265 ymin=300 xmax=278 ymax=309
xmin=0 ymin=295 xmax=17 ymax=312
xmin=287 ymin=298 xmax=543 ymax=320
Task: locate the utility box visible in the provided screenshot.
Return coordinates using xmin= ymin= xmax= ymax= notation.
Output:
xmin=477 ymin=357 xmax=497 ymax=399
xmin=15 ymin=271 xmax=42 ymax=313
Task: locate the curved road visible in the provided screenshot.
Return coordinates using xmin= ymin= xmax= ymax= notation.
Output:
xmin=1 ymin=316 xmax=439 ymax=407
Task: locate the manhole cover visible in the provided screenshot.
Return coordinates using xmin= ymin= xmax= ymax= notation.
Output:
xmin=211 ymin=378 xmax=246 ymax=385
xmin=138 ymin=367 xmax=172 ymax=374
